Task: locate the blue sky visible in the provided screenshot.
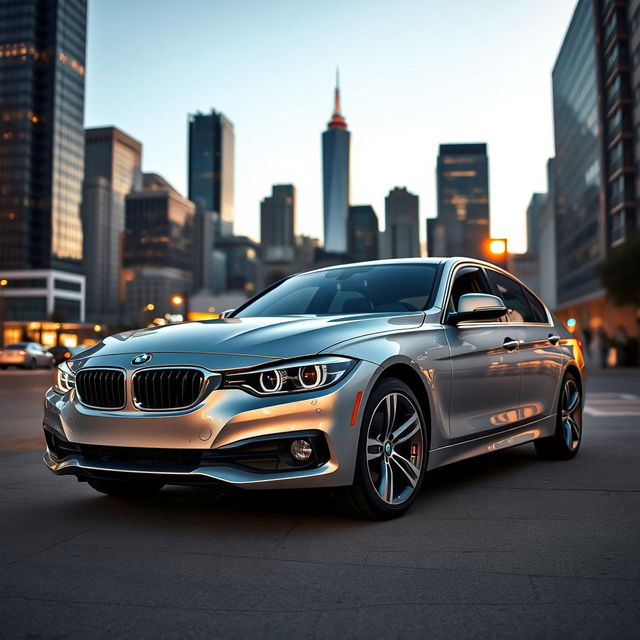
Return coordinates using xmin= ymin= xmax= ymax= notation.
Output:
xmin=86 ymin=0 xmax=577 ymax=253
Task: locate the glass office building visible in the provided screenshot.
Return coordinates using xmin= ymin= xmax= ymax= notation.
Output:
xmin=260 ymin=184 xmax=296 ymax=262
xmin=428 ymin=143 xmax=490 ymax=260
xmin=552 ymin=0 xmax=603 ymax=307
xmin=322 ymin=76 xmax=351 ymax=254
xmin=385 ymin=188 xmax=420 ymax=258
xmin=188 ymin=110 xmax=235 ymax=239
xmin=347 ymin=205 xmax=379 ymax=262
xmin=82 ymin=127 xmax=142 ymax=323
xmin=0 ymin=0 xmax=87 ymax=322
xmin=122 ymin=174 xmax=195 ymax=323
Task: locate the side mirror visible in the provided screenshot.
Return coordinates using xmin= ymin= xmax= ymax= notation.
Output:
xmin=446 ymin=293 xmax=507 ymax=325
xmin=221 ymin=308 xmax=235 ymax=318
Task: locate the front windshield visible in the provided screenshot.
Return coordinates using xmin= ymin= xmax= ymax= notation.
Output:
xmin=235 ymin=264 xmax=439 ymax=317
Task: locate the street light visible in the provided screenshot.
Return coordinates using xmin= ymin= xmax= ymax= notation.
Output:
xmin=484 ymin=237 xmax=509 ymax=270
xmin=171 ymin=295 xmax=184 ymax=307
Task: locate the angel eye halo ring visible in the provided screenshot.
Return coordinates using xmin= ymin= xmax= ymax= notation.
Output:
xmin=224 ymin=356 xmax=355 ymax=396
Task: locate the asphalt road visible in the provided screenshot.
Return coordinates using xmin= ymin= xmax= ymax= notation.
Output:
xmin=1 ymin=369 xmax=639 ymax=639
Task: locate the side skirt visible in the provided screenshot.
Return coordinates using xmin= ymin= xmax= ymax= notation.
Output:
xmin=427 ymin=414 xmax=556 ymax=471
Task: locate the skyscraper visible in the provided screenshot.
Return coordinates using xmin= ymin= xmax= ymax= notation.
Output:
xmin=549 ymin=0 xmax=638 ymax=336
xmin=322 ymin=72 xmax=351 ymax=254
xmin=188 ymin=109 xmax=235 ymax=238
xmin=385 ymin=188 xmax=420 ymax=258
xmin=512 ymin=192 xmax=547 ymax=293
xmin=428 ymin=143 xmax=490 ymax=259
xmin=82 ymin=127 xmax=142 ymax=323
xmin=260 ymin=184 xmax=296 ymax=261
xmin=552 ymin=0 xmax=602 ymax=310
xmin=0 ymin=0 xmax=87 ymax=323
xmin=347 ymin=205 xmax=379 ymax=262
xmin=122 ymin=174 xmax=195 ymax=324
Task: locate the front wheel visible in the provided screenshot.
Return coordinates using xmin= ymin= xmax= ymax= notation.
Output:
xmin=87 ymin=478 xmax=164 ymax=498
xmin=534 ymin=372 xmax=582 ymax=459
xmin=334 ymin=378 xmax=428 ymax=519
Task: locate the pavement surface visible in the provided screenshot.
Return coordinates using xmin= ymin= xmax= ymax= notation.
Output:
xmin=0 ymin=368 xmax=639 ymax=639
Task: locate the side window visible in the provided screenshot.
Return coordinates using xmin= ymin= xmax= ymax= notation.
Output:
xmin=486 ymin=271 xmax=535 ymax=323
xmin=523 ymin=290 xmax=549 ymax=323
xmin=449 ymin=266 xmax=492 ymax=312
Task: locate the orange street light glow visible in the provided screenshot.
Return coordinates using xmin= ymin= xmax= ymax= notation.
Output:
xmin=489 ymin=239 xmax=508 ymax=255
xmin=171 ymin=295 xmax=183 ymax=306
xmin=145 ymin=303 xmax=155 ymax=311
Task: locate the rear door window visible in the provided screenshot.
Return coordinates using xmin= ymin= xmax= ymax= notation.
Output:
xmin=486 ymin=270 xmax=539 ymax=323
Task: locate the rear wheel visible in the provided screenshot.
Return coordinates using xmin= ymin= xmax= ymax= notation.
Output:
xmin=334 ymin=378 xmax=428 ymax=519
xmin=87 ymin=478 xmax=164 ymax=498
xmin=534 ymin=372 xmax=582 ymax=459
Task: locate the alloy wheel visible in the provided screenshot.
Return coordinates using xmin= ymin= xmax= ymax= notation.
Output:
xmin=365 ymin=392 xmax=425 ymax=505
xmin=561 ymin=378 xmax=581 ymax=451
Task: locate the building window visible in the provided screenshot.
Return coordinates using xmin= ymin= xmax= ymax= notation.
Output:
xmin=54 ymin=278 xmax=81 ymax=292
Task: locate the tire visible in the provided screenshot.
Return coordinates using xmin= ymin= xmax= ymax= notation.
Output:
xmin=334 ymin=378 xmax=429 ymax=519
xmin=47 ymin=359 xmax=54 ymax=369
xmin=24 ymin=358 xmax=36 ymax=370
xmin=87 ymin=478 xmax=164 ymax=498
xmin=534 ymin=372 xmax=582 ymax=459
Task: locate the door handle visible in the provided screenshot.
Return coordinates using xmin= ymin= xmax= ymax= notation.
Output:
xmin=502 ymin=337 xmax=520 ymax=351
xmin=547 ymin=334 xmax=561 ymax=345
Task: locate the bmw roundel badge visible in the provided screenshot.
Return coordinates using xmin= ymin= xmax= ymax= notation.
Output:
xmin=132 ymin=353 xmax=152 ymax=365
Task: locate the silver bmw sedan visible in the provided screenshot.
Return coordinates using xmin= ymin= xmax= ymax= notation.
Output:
xmin=43 ymin=258 xmax=585 ymax=518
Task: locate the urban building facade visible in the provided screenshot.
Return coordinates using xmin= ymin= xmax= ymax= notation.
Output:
xmin=191 ymin=206 xmax=215 ymax=294
xmin=594 ymin=0 xmax=638 ymax=245
xmin=122 ymin=174 xmax=195 ymax=323
xmin=0 ymin=0 xmax=87 ymax=324
xmin=322 ymin=74 xmax=351 ymax=254
xmin=428 ymin=143 xmax=490 ymax=259
xmin=347 ymin=205 xmax=379 ymax=262
xmin=81 ymin=127 xmax=142 ymax=323
xmin=512 ymin=193 xmax=546 ymax=294
xmin=384 ymin=188 xmax=420 ymax=258
xmin=216 ymin=236 xmax=260 ymax=294
xmin=260 ymin=184 xmax=296 ymax=262
xmin=188 ymin=109 xmax=235 ymax=239
xmin=551 ymin=0 xmax=638 ymax=341
xmin=538 ymin=160 xmax=558 ymax=309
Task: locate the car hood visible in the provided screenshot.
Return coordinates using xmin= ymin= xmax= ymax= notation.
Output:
xmin=79 ymin=314 xmax=425 ymax=362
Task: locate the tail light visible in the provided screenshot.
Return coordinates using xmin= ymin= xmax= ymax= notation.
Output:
xmin=64 ymin=351 xmax=71 ymax=359
xmin=18 ymin=350 xmax=26 ymax=355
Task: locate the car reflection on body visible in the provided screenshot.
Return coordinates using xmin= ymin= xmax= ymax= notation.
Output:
xmin=43 ymin=258 xmax=585 ymax=518
xmin=1 ymin=342 xmax=54 ymax=369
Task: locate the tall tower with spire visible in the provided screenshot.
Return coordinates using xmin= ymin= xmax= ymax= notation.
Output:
xmin=322 ymin=70 xmax=351 ymax=253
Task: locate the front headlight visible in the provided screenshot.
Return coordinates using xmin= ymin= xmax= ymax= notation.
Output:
xmin=223 ymin=356 xmax=356 ymax=396
xmin=54 ymin=361 xmax=76 ymax=394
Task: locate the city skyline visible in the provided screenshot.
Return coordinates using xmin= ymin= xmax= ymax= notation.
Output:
xmin=85 ymin=0 xmax=577 ymax=253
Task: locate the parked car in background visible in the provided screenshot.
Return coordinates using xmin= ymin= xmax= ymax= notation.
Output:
xmin=47 ymin=345 xmax=88 ymax=366
xmin=48 ymin=346 xmax=74 ymax=366
xmin=0 ymin=343 xmax=54 ymax=369
xmin=43 ymin=258 xmax=585 ymax=518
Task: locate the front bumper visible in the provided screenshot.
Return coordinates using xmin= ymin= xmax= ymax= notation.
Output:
xmin=43 ymin=357 xmax=379 ymax=489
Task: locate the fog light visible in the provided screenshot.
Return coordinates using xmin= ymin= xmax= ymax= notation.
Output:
xmin=290 ymin=439 xmax=313 ymax=462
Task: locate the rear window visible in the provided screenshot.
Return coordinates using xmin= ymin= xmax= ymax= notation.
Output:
xmin=5 ymin=343 xmax=28 ymax=349
xmin=235 ymin=264 xmax=439 ymax=317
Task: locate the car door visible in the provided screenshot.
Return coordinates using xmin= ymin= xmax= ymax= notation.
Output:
xmin=485 ymin=269 xmax=562 ymax=422
xmin=443 ymin=265 xmax=522 ymax=442
xmin=30 ymin=344 xmax=43 ymax=366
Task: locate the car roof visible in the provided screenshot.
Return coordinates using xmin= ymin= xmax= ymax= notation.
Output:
xmin=299 ymin=256 xmax=498 ymax=276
